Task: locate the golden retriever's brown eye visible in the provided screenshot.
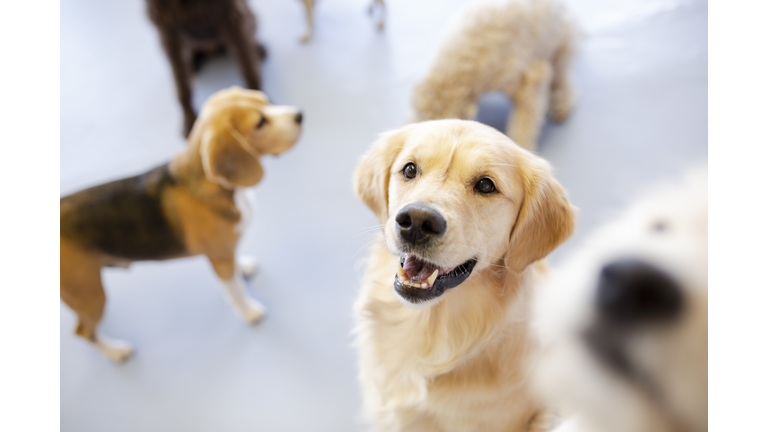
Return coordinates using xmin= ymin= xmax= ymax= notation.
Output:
xmin=475 ymin=178 xmax=496 ymax=194
xmin=403 ymin=163 xmax=417 ymax=180
xmin=256 ymin=116 xmax=268 ymax=129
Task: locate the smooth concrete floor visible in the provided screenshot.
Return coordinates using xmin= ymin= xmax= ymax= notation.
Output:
xmin=60 ymin=0 xmax=707 ymax=430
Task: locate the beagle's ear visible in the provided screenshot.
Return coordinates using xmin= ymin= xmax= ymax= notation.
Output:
xmin=506 ymin=153 xmax=576 ymax=274
xmin=354 ymin=126 xmax=413 ymax=224
xmin=200 ymin=127 xmax=264 ymax=188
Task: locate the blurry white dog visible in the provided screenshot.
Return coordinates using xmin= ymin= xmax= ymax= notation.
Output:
xmin=532 ymin=169 xmax=708 ymax=432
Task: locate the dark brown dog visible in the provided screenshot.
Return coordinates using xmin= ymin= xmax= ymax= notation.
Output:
xmin=146 ymin=0 xmax=267 ymax=136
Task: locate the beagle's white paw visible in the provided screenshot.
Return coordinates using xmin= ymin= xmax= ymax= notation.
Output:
xmin=93 ymin=335 xmax=134 ymax=363
xmin=238 ymin=255 xmax=260 ymax=279
xmin=240 ymin=299 xmax=267 ymax=324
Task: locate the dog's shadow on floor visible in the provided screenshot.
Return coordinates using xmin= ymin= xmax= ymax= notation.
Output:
xmin=474 ymin=92 xmax=555 ymax=152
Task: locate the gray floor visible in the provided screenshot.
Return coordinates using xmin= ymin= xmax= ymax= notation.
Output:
xmin=60 ymin=0 xmax=707 ymax=430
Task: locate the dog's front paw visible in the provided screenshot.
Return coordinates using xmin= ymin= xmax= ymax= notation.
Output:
xmin=94 ymin=336 xmax=134 ymax=363
xmin=240 ymin=300 xmax=267 ymax=324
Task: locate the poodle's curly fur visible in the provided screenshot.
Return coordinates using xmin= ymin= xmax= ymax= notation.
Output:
xmin=412 ymin=0 xmax=577 ymax=151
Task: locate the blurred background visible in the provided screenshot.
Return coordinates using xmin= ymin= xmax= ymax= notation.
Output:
xmin=60 ymin=0 xmax=707 ymax=430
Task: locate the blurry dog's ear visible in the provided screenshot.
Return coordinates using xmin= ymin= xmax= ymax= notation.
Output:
xmin=200 ymin=125 xmax=264 ymax=188
xmin=506 ymin=153 xmax=576 ymax=274
xmin=354 ymin=126 xmax=414 ymax=224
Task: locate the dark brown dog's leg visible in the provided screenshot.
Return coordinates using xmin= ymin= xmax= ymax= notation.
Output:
xmin=225 ymin=22 xmax=262 ymax=90
xmin=158 ymin=28 xmax=197 ymax=137
xmin=61 ymin=243 xmax=133 ymax=362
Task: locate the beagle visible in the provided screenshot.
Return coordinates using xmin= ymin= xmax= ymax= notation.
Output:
xmin=60 ymin=87 xmax=303 ymax=362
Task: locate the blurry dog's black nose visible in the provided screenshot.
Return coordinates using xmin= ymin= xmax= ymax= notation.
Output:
xmin=396 ymin=204 xmax=446 ymax=245
xmin=295 ymin=112 xmax=303 ymax=124
xmin=596 ymin=259 xmax=683 ymax=325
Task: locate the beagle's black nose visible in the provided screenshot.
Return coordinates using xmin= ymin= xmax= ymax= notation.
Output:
xmin=295 ymin=112 xmax=303 ymax=124
xmin=396 ymin=204 xmax=446 ymax=245
xmin=596 ymin=259 xmax=683 ymax=325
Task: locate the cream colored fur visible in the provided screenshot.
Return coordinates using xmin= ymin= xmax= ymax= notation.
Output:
xmin=353 ymin=119 xmax=576 ymax=431
xmin=412 ymin=0 xmax=577 ymax=151
xmin=298 ymin=0 xmax=385 ymax=42
xmin=532 ymin=169 xmax=708 ymax=432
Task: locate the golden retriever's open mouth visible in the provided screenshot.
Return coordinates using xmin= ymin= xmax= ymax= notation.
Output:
xmin=394 ymin=254 xmax=478 ymax=303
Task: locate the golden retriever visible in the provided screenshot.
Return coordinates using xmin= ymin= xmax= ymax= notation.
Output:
xmin=353 ymin=119 xmax=576 ymax=431
xmin=60 ymin=87 xmax=302 ymax=362
xmin=532 ymin=169 xmax=708 ymax=432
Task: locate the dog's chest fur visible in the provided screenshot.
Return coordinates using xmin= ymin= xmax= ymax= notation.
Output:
xmin=355 ymin=242 xmax=544 ymax=431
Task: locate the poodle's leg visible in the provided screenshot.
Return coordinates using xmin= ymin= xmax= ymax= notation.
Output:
xmin=224 ymin=19 xmax=262 ymax=90
xmin=61 ymin=248 xmax=133 ymax=363
xmin=300 ymin=0 xmax=315 ymax=43
xmin=548 ymin=37 xmax=576 ymax=123
xmin=508 ymin=60 xmax=553 ymax=151
xmin=209 ymin=255 xmax=266 ymax=324
xmin=158 ymin=28 xmax=196 ymax=137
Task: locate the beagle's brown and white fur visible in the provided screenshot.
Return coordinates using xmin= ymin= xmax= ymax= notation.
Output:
xmin=353 ymin=120 xmax=576 ymax=431
xmin=60 ymin=87 xmax=302 ymax=362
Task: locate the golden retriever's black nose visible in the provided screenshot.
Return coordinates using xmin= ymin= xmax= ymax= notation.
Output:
xmin=295 ymin=112 xmax=303 ymax=124
xmin=396 ymin=204 xmax=446 ymax=245
xmin=596 ymin=259 xmax=682 ymax=325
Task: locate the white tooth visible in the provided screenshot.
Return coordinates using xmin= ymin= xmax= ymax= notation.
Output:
xmin=397 ymin=265 xmax=407 ymax=280
xmin=421 ymin=283 xmax=428 ymax=288
xmin=427 ymin=270 xmax=438 ymax=286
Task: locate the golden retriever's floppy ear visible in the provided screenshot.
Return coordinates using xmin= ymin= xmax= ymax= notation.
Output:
xmin=200 ymin=125 xmax=264 ymax=188
xmin=506 ymin=153 xmax=576 ymax=274
xmin=353 ymin=126 xmax=413 ymax=224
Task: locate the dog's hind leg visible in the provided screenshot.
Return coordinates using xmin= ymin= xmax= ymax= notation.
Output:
xmin=60 ymin=244 xmax=133 ymax=363
xmin=300 ymin=0 xmax=315 ymax=43
xmin=209 ymin=256 xmax=266 ymax=324
xmin=369 ymin=0 xmax=385 ymax=31
xmin=548 ymin=37 xmax=576 ymax=123
xmin=508 ymin=60 xmax=553 ymax=151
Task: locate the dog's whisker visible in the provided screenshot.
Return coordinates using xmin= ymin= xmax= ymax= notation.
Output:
xmin=353 ymin=224 xmax=387 ymax=233
xmin=346 ymin=227 xmax=388 ymax=243
xmin=351 ymin=234 xmax=386 ymax=260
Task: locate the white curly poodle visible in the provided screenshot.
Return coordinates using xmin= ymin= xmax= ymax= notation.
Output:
xmin=412 ymin=0 xmax=577 ymax=151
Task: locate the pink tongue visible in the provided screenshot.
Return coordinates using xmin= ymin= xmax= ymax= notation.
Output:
xmin=402 ymin=256 xmax=440 ymax=282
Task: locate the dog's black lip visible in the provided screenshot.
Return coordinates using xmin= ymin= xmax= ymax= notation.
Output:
xmin=393 ymin=257 xmax=478 ymax=303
